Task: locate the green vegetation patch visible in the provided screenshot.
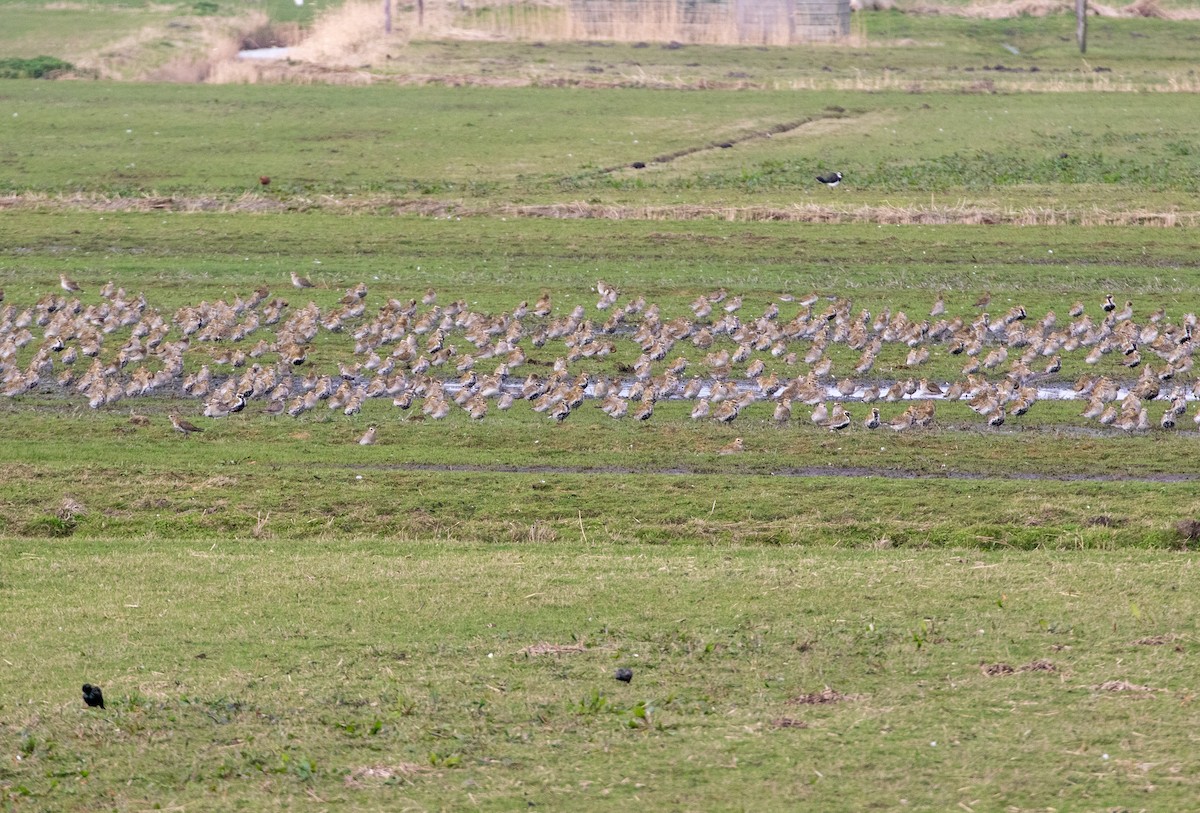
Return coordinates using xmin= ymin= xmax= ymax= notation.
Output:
xmin=0 ymin=55 xmax=74 ymax=79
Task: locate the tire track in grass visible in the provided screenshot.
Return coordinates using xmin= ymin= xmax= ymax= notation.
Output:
xmin=595 ymin=114 xmax=845 ymax=175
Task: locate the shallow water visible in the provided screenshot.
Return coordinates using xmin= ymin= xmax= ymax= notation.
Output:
xmin=238 ymin=47 xmax=292 ymax=60
xmin=436 ymin=379 xmax=1168 ymax=404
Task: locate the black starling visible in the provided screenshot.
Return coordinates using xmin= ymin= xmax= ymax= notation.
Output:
xmin=631 ymin=161 xmax=646 ymax=169
xmin=82 ymin=683 xmax=105 ymax=709
xmin=614 ymin=667 xmax=633 ymax=683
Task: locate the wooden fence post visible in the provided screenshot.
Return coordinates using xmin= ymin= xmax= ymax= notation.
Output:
xmin=1076 ymin=0 xmax=1087 ymax=54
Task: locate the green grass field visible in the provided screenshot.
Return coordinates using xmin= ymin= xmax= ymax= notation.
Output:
xmin=6 ymin=541 xmax=1200 ymax=811
xmin=4 ymin=6 xmax=1200 ymax=810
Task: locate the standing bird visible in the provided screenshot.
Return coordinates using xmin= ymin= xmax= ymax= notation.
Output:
xmin=290 ymin=271 xmax=315 ymax=290
xmin=82 ymin=683 xmax=105 ymax=709
xmin=826 ymin=404 xmax=852 ymax=431
xmin=614 ymin=668 xmax=634 ymax=683
xmin=930 ymin=292 xmax=945 ymax=317
xmin=60 ymin=274 xmax=83 ymax=293
xmin=863 ymin=407 xmax=881 ymax=429
xmin=259 ymin=176 xmax=271 ymax=186
xmin=810 ymin=402 xmax=829 ymax=426
xmin=358 ymin=425 xmax=377 ymax=445
xmin=169 ymin=413 xmax=203 ymax=435
xmin=1102 ymin=294 xmax=1116 ymax=312
xmin=816 ymin=171 xmax=843 ymax=189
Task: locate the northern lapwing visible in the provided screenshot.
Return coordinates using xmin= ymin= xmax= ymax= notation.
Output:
xmin=816 ymin=171 xmax=843 ymax=189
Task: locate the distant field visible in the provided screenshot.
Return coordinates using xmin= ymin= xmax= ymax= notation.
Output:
xmin=3 ymin=0 xmax=1200 ymax=84
xmin=1 ymin=82 xmax=1198 ymax=219
xmin=386 ymin=12 xmax=1200 ymax=91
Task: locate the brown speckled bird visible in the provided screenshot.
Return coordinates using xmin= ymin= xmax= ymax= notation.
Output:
xmin=169 ymin=413 xmax=203 ymax=435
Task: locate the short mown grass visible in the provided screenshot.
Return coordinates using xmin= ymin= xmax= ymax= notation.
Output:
xmin=3 ymin=541 xmax=1199 ymax=810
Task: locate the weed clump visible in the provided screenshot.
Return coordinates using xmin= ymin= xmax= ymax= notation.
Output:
xmin=24 ymin=515 xmax=76 ymax=538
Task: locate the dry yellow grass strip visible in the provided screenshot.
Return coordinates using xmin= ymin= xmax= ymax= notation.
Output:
xmin=521 ymin=642 xmax=587 ymax=656
xmin=3 ymin=192 xmax=1198 ymax=227
xmin=344 ymin=763 xmax=429 ymax=787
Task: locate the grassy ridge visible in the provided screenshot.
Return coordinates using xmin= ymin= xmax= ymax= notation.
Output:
xmin=5 ymin=440 xmax=1200 ymax=547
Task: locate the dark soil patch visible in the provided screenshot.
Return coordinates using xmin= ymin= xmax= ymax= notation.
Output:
xmin=1174 ymin=518 xmax=1200 ymax=541
xmin=983 ymin=659 xmax=1056 ymax=676
xmin=1020 ymin=659 xmax=1057 ymax=673
xmin=771 ymin=717 xmax=809 ymax=728
xmin=1131 ymin=634 xmax=1181 ymax=646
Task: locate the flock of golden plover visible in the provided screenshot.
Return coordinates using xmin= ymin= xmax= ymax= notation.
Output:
xmin=0 ymin=275 xmax=1195 ymax=436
